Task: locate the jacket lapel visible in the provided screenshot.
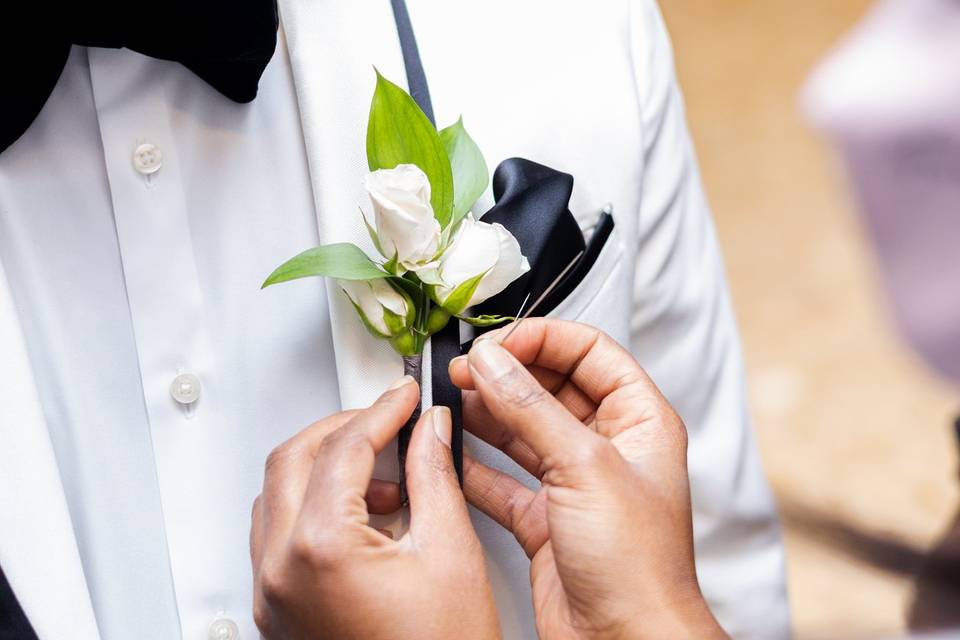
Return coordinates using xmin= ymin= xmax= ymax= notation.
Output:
xmin=279 ymin=2 xmax=411 ymax=411
xmin=0 ymin=264 xmax=100 ymax=640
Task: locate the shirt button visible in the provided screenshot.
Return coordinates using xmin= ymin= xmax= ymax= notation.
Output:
xmin=208 ymin=617 xmax=239 ymax=640
xmin=169 ymin=372 xmax=201 ymax=405
xmin=132 ymin=142 xmax=163 ymax=175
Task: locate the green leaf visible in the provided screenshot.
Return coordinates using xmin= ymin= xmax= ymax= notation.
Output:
xmin=386 ymin=278 xmax=418 ymax=326
xmin=361 ymin=209 xmax=385 ymax=258
xmin=382 ymin=306 xmax=407 ymax=336
xmin=382 ymin=252 xmax=401 ymax=276
xmin=366 ymin=71 xmax=454 ymax=228
xmin=262 ymin=243 xmax=387 ymax=288
xmin=438 ymin=272 xmax=486 ymax=315
xmin=439 ymin=117 xmax=489 ymax=227
xmin=459 ymin=314 xmax=513 ymax=327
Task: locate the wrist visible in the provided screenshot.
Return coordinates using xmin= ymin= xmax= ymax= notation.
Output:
xmin=618 ymin=596 xmax=728 ymax=640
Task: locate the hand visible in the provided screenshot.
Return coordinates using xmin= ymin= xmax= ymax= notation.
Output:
xmin=450 ymin=319 xmax=728 ymax=640
xmin=250 ymin=377 xmax=501 ymax=640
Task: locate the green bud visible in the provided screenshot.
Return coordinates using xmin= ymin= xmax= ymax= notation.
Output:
xmin=426 ymin=307 xmax=452 ymax=335
xmin=390 ymin=331 xmax=418 ymax=357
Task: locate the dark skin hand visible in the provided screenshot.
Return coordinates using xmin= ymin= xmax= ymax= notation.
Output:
xmin=449 ymin=319 xmax=728 ymax=640
xmin=250 ymin=378 xmax=501 ymax=640
xmin=251 ymin=318 xmax=728 ymax=640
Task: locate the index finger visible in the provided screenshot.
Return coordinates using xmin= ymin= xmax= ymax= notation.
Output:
xmin=466 ymin=338 xmax=599 ymax=464
xmin=451 ymin=319 xmax=652 ymax=405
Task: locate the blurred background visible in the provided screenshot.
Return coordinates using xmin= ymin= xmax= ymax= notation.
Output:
xmin=659 ymin=0 xmax=960 ymax=638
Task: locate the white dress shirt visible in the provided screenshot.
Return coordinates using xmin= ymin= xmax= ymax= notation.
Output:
xmin=0 ymin=37 xmax=340 ymax=640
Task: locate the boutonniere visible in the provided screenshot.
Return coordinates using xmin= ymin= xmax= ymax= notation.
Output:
xmin=262 ymin=71 xmax=529 ymax=493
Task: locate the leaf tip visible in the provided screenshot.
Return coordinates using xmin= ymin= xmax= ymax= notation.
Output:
xmin=261 ymin=272 xmax=278 ymax=289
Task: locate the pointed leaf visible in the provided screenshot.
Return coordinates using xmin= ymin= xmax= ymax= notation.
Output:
xmin=366 ymin=71 xmax=454 ymax=228
xmin=383 ymin=252 xmax=401 ymax=276
xmin=361 ymin=209 xmax=385 ymax=257
xmin=382 ymin=306 xmax=407 ymax=336
xmin=439 ymin=271 xmax=486 ymax=315
xmin=440 ymin=117 xmax=488 ymax=227
xmin=459 ymin=314 xmax=513 ymax=327
xmin=262 ymin=243 xmax=387 ymax=288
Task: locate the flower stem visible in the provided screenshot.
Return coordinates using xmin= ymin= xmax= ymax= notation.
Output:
xmin=398 ymin=353 xmax=423 ymax=504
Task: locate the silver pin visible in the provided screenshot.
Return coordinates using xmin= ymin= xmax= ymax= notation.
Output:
xmin=497 ymin=250 xmax=584 ymax=345
xmin=514 ymin=292 xmax=532 ymax=319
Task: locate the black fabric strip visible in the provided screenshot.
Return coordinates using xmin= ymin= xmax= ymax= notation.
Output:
xmin=389 ymin=0 xmax=436 ymax=126
xmin=389 ymin=0 xmax=463 ymax=484
xmin=0 ymin=567 xmax=38 ymax=640
xmin=1 ymin=0 xmax=278 ymax=154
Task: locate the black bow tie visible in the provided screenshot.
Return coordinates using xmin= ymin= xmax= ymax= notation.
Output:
xmin=2 ymin=0 xmax=279 ymax=153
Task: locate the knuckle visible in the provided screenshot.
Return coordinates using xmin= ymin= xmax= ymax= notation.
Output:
xmin=318 ymin=426 xmax=359 ymax=454
xmin=413 ymin=449 xmax=451 ymax=478
xmin=288 ymin=529 xmax=345 ymax=572
xmin=252 ymin=597 xmax=273 ymax=634
xmin=491 ymin=367 xmax=550 ymax=410
xmin=257 ymin=561 xmax=288 ymax=606
xmin=264 ymin=443 xmax=293 ymax=476
xmin=576 ymin=438 xmax=615 ymax=468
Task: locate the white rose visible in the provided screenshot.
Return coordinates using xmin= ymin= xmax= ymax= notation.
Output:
xmin=339 ymin=278 xmax=413 ymax=337
xmin=427 ymin=215 xmax=530 ymax=314
xmin=365 ymin=164 xmax=442 ymax=272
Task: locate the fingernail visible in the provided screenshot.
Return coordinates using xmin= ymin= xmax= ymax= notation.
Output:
xmin=471 ymin=338 xmax=513 ymax=379
xmin=386 ymin=375 xmax=414 ymax=392
xmin=432 ymin=406 xmax=452 ymax=448
xmin=448 ymin=355 xmax=467 ymax=371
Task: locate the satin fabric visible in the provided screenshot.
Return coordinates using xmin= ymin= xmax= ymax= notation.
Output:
xmin=477 ymin=158 xmax=616 ymax=321
xmin=432 ymin=157 xmax=614 ymax=480
xmin=1 ymin=0 xmax=278 ymax=153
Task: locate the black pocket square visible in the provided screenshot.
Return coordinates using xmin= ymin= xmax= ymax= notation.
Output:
xmin=474 ymin=157 xmax=615 ymax=325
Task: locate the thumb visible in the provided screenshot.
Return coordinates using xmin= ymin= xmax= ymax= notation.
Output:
xmin=405 ymin=406 xmax=474 ymax=543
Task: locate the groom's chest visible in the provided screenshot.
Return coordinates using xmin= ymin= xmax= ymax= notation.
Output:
xmin=0 ymin=4 xmax=647 ymax=637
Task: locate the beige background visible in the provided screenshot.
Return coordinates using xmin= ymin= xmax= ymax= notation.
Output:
xmin=659 ymin=1 xmax=960 ymax=637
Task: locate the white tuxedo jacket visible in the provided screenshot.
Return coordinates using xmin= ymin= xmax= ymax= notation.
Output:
xmin=0 ymin=1 xmax=788 ymax=637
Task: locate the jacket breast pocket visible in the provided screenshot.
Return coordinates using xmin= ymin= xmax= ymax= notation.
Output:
xmin=546 ymin=213 xmax=625 ymax=322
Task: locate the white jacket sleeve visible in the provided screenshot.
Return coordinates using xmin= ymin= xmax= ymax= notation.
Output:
xmin=628 ymin=2 xmax=791 ymax=637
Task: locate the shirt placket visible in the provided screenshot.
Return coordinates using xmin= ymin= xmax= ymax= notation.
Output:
xmin=88 ymin=49 xmax=241 ymax=640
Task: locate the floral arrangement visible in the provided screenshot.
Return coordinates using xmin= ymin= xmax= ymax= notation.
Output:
xmin=262 ymin=71 xmax=528 ymax=356
xmin=262 ymin=72 xmax=528 ymax=492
